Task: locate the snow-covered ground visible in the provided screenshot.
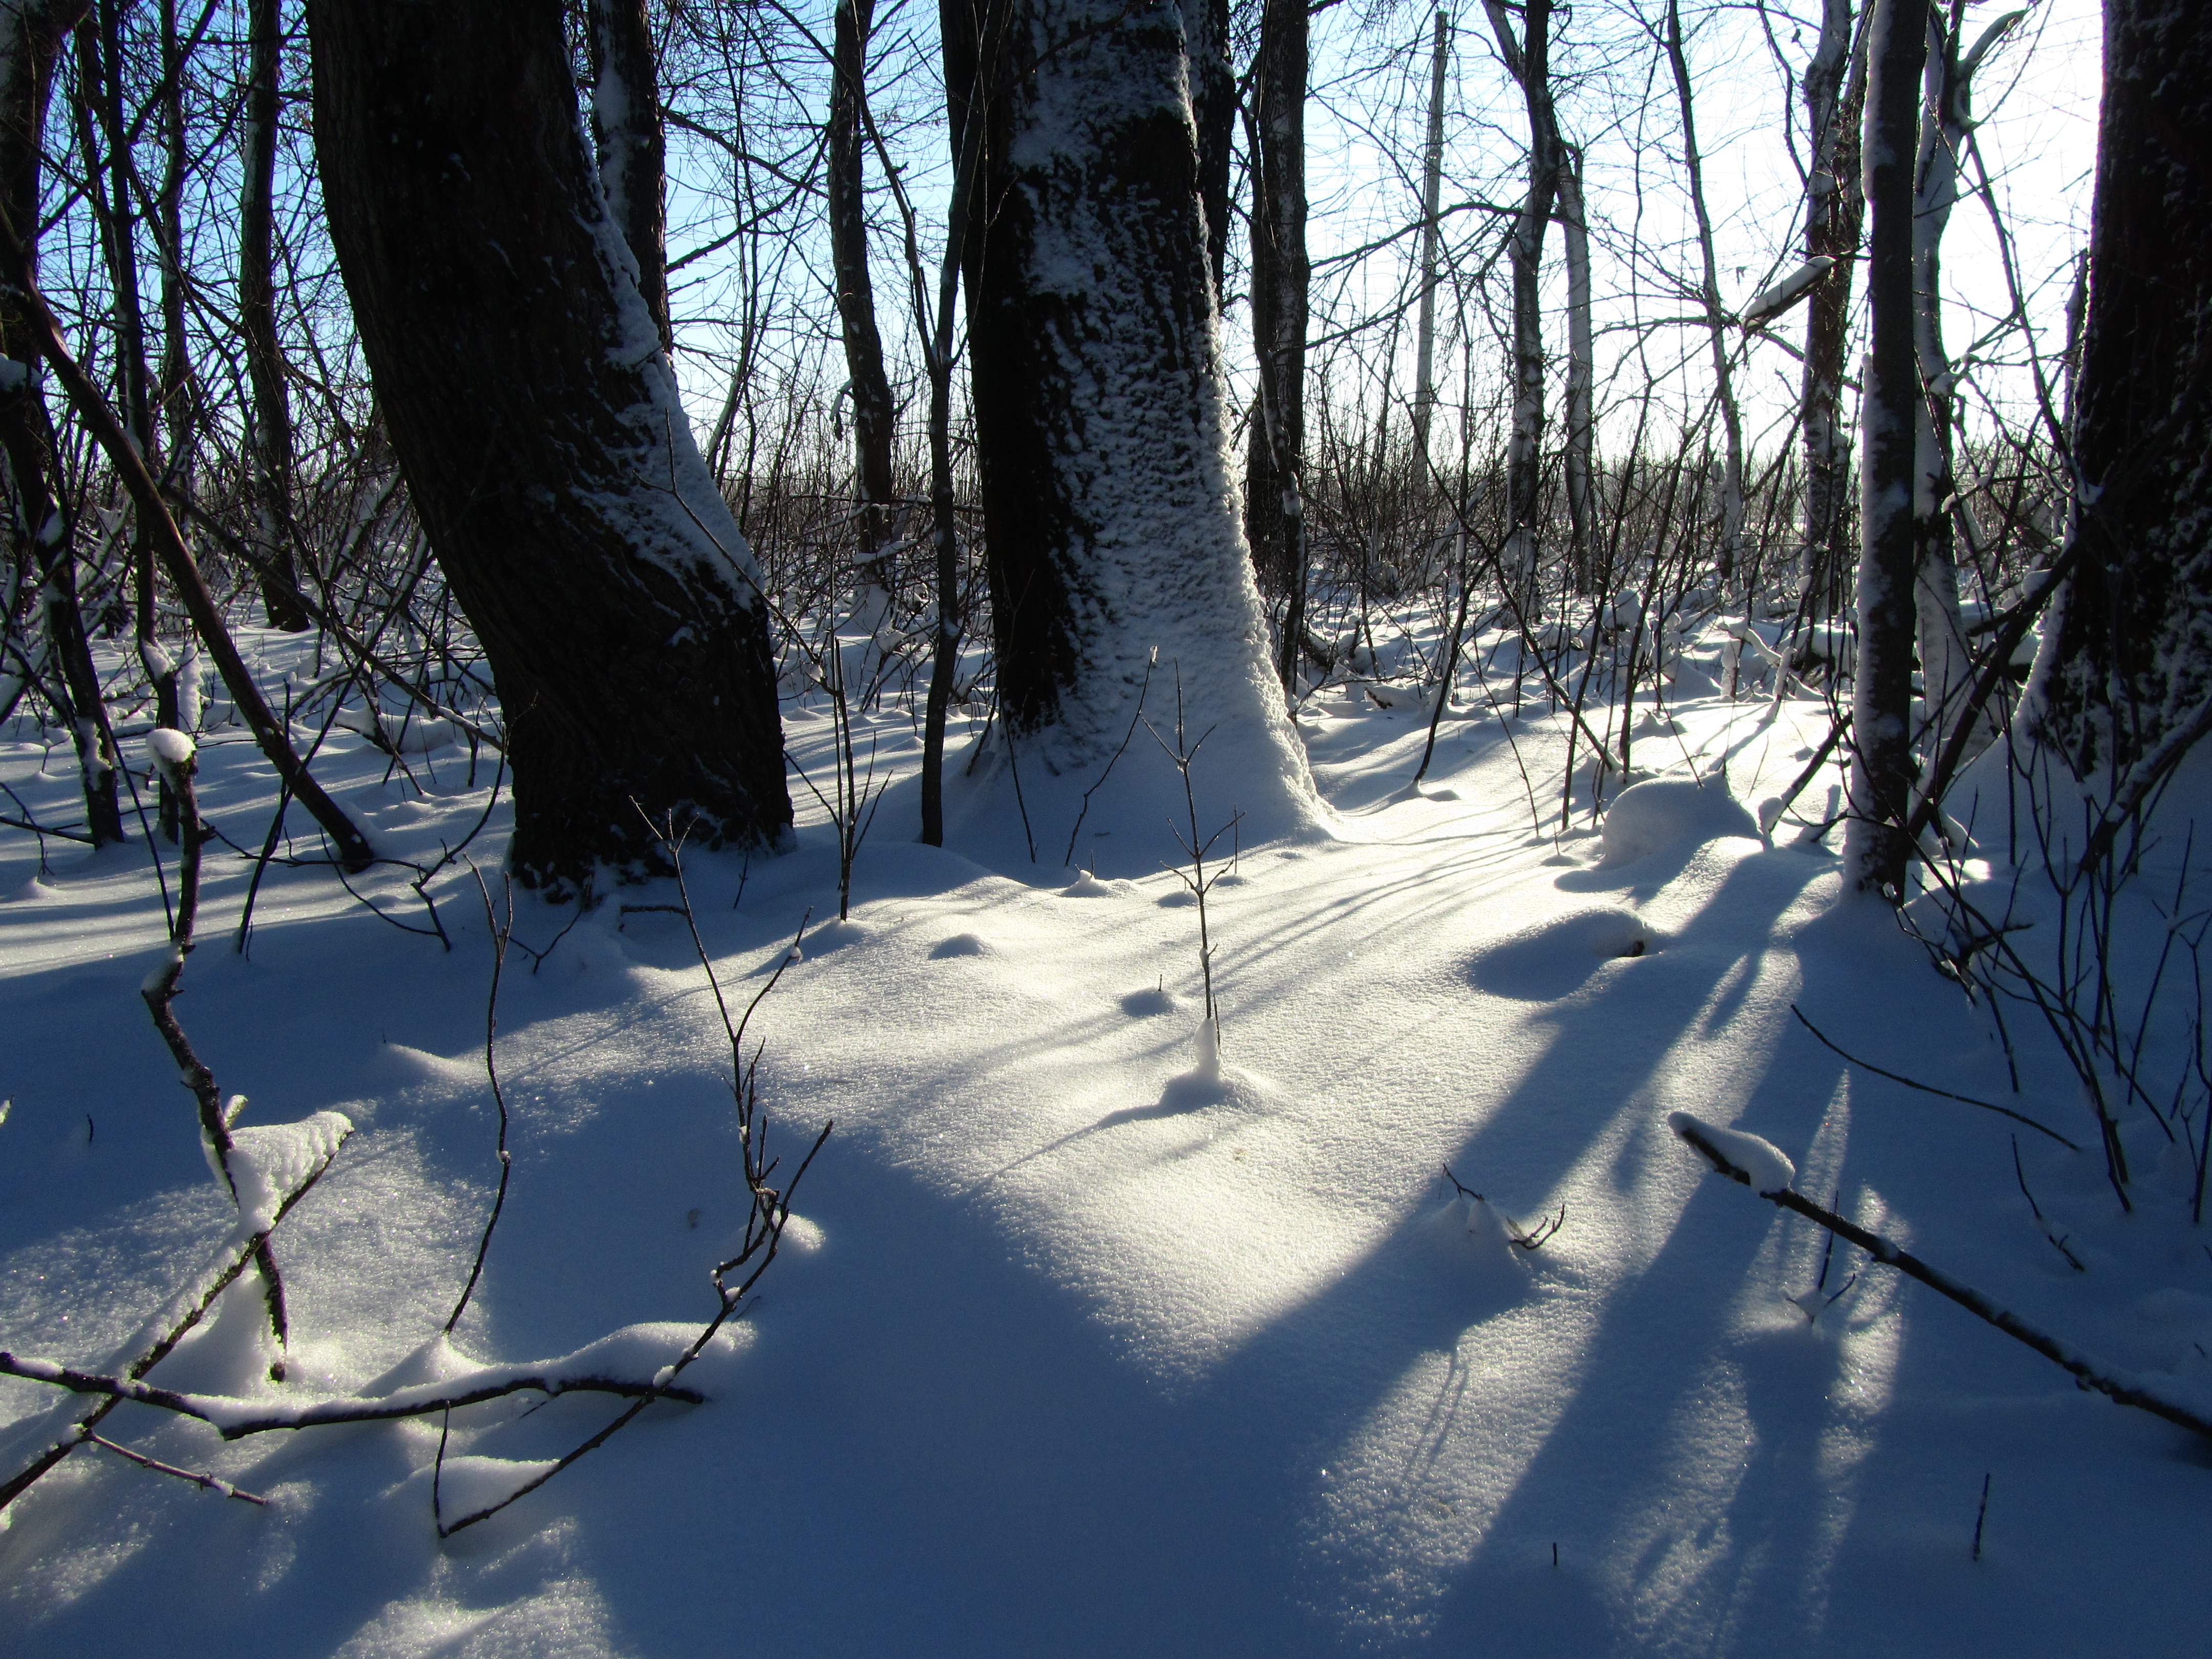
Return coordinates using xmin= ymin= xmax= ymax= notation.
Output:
xmin=3 ymin=624 xmax=2207 ymax=1656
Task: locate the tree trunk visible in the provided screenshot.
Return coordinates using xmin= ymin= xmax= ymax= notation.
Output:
xmin=2040 ymin=0 xmax=2212 ymax=779
xmin=310 ymin=0 xmax=790 ymax=895
xmin=943 ymin=0 xmax=1313 ymax=839
xmin=1245 ymin=0 xmax=1308 ymax=696
xmin=586 ymin=0 xmax=670 ymax=351
xmin=1485 ymin=0 xmax=1558 ymax=621
xmin=153 ymin=0 xmax=192 ymax=766
xmin=1798 ymin=0 xmax=1866 ymax=621
xmin=828 ymin=0 xmax=898 ymax=580
xmin=1843 ymin=0 xmax=1926 ymax=898
xmin=241 ymin=0 xmax=310 ymax=632
xmin=1187 ymin=0 xmax=1232 ymax=302
xmin=1558 ymin=142 xmax=1594 ymax=585
xmin=1664 ymin=0 xmax=1744 ymax=591
xmin=0 ymin=0 xmax=122 ymax=848
xmin=1410 ymin=7 xmax=1447 ymax=472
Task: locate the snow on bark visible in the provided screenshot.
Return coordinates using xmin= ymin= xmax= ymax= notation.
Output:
xmin=310 ymin=0 xmax=789 ymax=893
xmin=1740 ymin=256 xmax=1835 ymax=332
xmin=950 ymin=0 xmax=1323 ymax=855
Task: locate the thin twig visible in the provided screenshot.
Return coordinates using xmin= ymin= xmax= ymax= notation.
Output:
xmin=1790 ymin=1004 xmax=2078 ymax=1147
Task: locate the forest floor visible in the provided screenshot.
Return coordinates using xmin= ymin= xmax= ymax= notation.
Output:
xmin=2 ymin=622 xmax=2207 ymax=1657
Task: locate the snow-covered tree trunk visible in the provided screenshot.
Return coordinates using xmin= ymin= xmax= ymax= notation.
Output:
xmin=241 ymin=0 xmax=309 ymax=633
xmin=1485 ymin=0 xmax=1558 ymax=620
xmin=310 ymin=0 xmax=790 ymax=895
xmin=944 ymin=0 xmax=1317 ymax=846
xmin=2039 ymin=0 xmax=2212 ymax=779
xmin=0 ymin=0 xmax=122 ymax=848
xmin=587 ymin=0 xmax=670 ymax=352
xmin=1843 ymin=0 xmax=1926 ymax=898
xmin=828 ymin=0 xmax=899 ymax=580
xmin=1410 ymin=7 xmax=1448 ymax=473
xmin=1245 ymin=0 xmax=1308 ymax=694
xmin=1797 ymin=0 xmax=1865 ymax=620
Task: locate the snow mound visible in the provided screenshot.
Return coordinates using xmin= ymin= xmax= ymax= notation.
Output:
xmin=1666 ymin=1110 xmax=1796 ymax=1194
xmin=1467 ymin=906 xmax=1656 ymax=999
xmin=372 ymin=1043 xmax=482 ymax=1089
xmin=1120 ymin=985 xmax=1179 ymax=1017
xmin=1599 ymin=777 xmax=1759 ymax=867
xmin=2 ymin=874 xmax=54 ymax=903
xmin=805 ymin=918 xmax=868 ymax=953
xmin=928 ymin=931 xmax=993 ymax=959
xmin=1060 ymin=874 xmax=1118 ymax=898
xmin=1421 ymin=1192 xmax=1533 ymax=1292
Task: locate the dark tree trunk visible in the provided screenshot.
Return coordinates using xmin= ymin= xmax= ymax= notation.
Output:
xmin=310 ymin=0 xmax=790 ymax=895
xmin=153 ymin=0 xmax=190 ymax=781
xmin=587 ymin=0 xmax=670 ymax=352
xmin=1187 ymin=0 xmax=1232 ymax=301
xmin=0 ymin=0 xmax=123 ymax=848
xmin=828 ymin=0 xmax=898 ymax=578
xmin=1799 ymin=0 xmax=1866 ymax=620
xmin=1843 ymin=0 xmax=1926 ymax=898
xmin=1245 ymin=0 xmax=1308 ymax=693
xmin=1485 ymin=0 xmax=1558 ymax=618
xmin=2040 ymin=0 xmax=2212 ymax=781
xmin=241 ymin=0 xmax=310 ymax=632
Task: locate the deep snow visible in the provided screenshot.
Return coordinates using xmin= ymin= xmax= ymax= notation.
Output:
xmin=2 ymin=621 xmax=2208 ymax=1657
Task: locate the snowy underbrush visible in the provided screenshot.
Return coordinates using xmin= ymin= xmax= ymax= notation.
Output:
xmin=2 ymin=625 xmax=2208 ymax=1657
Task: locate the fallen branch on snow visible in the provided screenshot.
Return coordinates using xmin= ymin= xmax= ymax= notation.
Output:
xmin=1667 ymin=1111 xmax=2212 ymax=1444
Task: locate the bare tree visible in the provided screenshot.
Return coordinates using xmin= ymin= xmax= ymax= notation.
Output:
xmin=2040 ymin=0 xmax=2212 ymax=781
xmin=1246 ymin=0 xmax=1310 ymax=695
xmin=0 ymin=0 xmax=122 ymax=848
xmin=1797 ymin=0 xmax=1865 ymax=620
xmin=588 ymin=0 xmax=672 ymax=350
xmin=1843 ymin=0 xmax=1926 ymax=898
xmin=827 ymin=0 xmax=898 ymax=583
xmin=310 ymin=0 xmax=791 ymax=895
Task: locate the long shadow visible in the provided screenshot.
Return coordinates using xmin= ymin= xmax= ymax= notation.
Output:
xmin=1165 ymin=843 xmax=1841 ymax=1639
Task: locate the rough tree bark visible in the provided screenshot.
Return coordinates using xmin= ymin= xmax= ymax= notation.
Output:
xmin=1187 ymin=0 xmax=1232 ymax=300
xmin=310 ymin=0 xmax=790 ymax=895
xmin=1843 ymin=0 xmax=1926 ymax=898
xmin=0 ymin=0 xmax=122 ymax=847
xmin=943 ymin=0 xmax=1312 ymax=839
xmin=587 ymin=0 xmax=671 ymax=351
xmin=2039 ymin=0 xmax=2212 ymax=780
xmin=828 ymin=0 xmax=899 ymax=579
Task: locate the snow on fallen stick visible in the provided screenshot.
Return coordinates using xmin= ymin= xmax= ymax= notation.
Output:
xmin=0 ymin=1321 xmax=742 ymax=1438
xmin=1666 ymin=1111 xmax=1797 ymax=1195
